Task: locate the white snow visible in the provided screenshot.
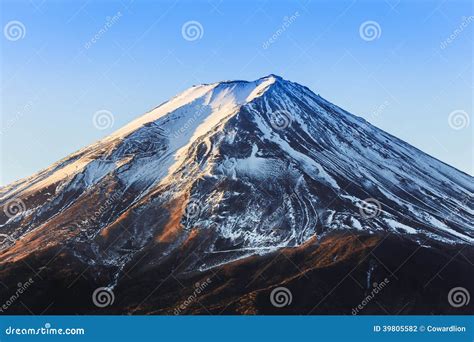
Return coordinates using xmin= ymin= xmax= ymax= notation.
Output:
xmin=383 ymin=218 xmax=418 ymax=234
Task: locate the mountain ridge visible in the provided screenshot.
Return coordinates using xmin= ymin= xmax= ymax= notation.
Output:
xmin=0 ymin=75 xmax=472 ymax=315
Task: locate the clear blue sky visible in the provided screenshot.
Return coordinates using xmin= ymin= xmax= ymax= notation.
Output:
xmin=1 ymin=0 xmax=472 ymax=185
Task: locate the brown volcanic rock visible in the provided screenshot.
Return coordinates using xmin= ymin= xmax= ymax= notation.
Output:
xmin=1 ymin=231 xmax=472 ymax=315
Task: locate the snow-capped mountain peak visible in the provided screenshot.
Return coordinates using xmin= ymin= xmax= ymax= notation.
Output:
xmin=1 ymin=76 xmax=472 ymax=275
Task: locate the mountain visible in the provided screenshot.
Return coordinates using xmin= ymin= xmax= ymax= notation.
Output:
xmin=0 ymin=75 xmax=472 ymax=315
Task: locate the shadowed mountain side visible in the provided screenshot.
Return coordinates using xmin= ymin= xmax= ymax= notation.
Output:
xmin=0 ymin=232 xmax=472 ymax=315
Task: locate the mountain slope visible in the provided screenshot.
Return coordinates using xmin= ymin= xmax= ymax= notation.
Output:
xmin=0 ymin=75 xmax=472 ymax=314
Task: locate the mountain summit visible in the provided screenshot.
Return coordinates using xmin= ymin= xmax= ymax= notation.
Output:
xmin=0 ymin=76 xmax=472 ymax=314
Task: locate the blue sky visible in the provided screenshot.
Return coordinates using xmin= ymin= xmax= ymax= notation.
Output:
xmin=1 ymin=0 xmax=472 ymax=185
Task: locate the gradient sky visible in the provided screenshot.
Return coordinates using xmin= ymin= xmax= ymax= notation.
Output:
xmin=1 ymin=0 xmax=472 ymax=185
